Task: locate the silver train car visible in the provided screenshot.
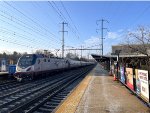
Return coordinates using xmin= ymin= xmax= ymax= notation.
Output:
xmin=14 ymin=54 xmax=93 ymax=81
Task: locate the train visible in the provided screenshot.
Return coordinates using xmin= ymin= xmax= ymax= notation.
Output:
xmin=14 ymin=54 xmax=94 ymax=81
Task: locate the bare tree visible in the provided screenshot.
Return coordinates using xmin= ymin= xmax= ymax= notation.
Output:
xmin=35 ymin=49 xmax=44 ymax=54
xmin=66 ymin=53 xmax=79 ymax=60
xmin=126 ymin=26 xmax=150 ymax=70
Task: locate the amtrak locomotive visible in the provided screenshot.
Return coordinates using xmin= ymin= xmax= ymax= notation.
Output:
xmin=14 ymin=54 xmax=93 ymax=81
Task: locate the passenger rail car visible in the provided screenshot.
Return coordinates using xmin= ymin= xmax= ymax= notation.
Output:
xmin=14 ymin=54 xmax=93 ymax=81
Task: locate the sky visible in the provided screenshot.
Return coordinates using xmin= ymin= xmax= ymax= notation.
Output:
xmin=0 ymin=1 xmax=150 ymax=58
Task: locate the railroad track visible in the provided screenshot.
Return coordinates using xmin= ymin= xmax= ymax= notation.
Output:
xmin=32 ymin=70 xmax=88 ymax=113
xmin=0 ymin=68 xmax=77 ymax=97
xmin=0 ymin=72 xmax=71 ymax=98
xmin=0 ymin=81 xmax=24 ymax=92
xmin=0 ymin=80 xmax=16 ymax=86
xmin=0 ymin=72 xmax=73 ymax=112
xmin=0 ymin=65 xmax=95 ymax=113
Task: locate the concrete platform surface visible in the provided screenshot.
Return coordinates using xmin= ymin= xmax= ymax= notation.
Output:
xmin=0 ymin=72 xmax=8 ymax=76
xmin=56 ymin=64 xmax=150 ymax=113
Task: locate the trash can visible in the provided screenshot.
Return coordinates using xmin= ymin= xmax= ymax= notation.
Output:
xmin=9 ymin=65 xmax=16 ymax=76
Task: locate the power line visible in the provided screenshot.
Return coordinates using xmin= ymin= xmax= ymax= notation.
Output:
xmin=0 ymin=28 xmax=57 ymax=49
xmin=48 ymin=1 xmax=64 ymax=21
xmin=131 ymin=4 xmax=150 ymax=27
xmin=33 ymin=2 xmax=61 ymax=40
xmin=1 ymin=3 xmax=59 ymax=47
xmin=4 ymin=1 xmax=61 ymax=42
xmin=60 ymin=1 xmax=80 ymax=38
xmin=0 ymin=3 xmax=63 ymax=51
xmin=0 ymin=18 xmax=60 ymax=49
xmin=65 ymin=48 xmax=102 ymax=50
xmin=48 ymin=1 xmax=80 ymax=39
xmin=0 ymin=19 xmax=61 ymax=50
xmin=0 ymin=35 xmax=38 ymax=50
xmin=0 ymin=1 xmax=81 ymax=54
xmin=0 ymin=9 xmax=61 ymax=44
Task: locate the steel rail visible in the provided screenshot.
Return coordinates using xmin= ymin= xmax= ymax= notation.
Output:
xmin=10 ymin=65 xmax=94 ymax=113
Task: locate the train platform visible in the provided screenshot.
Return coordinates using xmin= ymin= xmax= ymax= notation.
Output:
xmin=0 ymin=72 xmax=8 ymax=76
xmin=55 ymin=64 xmax=150 ymax=113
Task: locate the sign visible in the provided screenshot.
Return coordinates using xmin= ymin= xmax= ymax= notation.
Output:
xmin=126 ymin=68 xmax=134 ymax=90
xmin=135 ymin=69 xmax=140 ymax=95
xmin=120 ymin=66 xmax=125 ymax=84
xmin=1 ymin=59 xmax=6 ymax=72
xmin=138 ymin=70 xmax=149 ymax=102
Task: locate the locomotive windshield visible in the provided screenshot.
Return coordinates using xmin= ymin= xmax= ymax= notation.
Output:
xmin=18 ymin=54 xmax=36 ymax=68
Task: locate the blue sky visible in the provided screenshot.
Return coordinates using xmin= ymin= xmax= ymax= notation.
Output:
xmin=0 ymin=1 xmax=150 ymax=58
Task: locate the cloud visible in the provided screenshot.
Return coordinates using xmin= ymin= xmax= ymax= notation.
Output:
xmin=107 ymin=32 xmax=120 ymax=39
xmin=82 ymin=29 xmax=126 ymax=55
xmin=118 ymin=29 xmax=124 ymax=33
xmin=84 ymin=36 xmax=100 ymax=46
xmin=106 ymin=29 xmax=125 ymax=39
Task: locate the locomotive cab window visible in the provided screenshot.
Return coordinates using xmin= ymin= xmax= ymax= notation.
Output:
xmin=18 ymin=54 xmax=36 ymax=68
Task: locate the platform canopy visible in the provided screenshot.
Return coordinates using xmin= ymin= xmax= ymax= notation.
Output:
xmin=91 ymin=54 xmax=117 ymax=63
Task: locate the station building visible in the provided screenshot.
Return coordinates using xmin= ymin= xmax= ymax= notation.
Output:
xmin=92 ymin=44 xmax=150 ymax=71
xmin=112 ymin=44 xmax=150 ymax=70
xmin=92 ymin=44 xmax=150 ymax=103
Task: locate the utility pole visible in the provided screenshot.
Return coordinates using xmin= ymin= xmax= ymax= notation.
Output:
xmin=96 ymin=19 xmax=109 ymax=56
xmin=60 ymin=22 xmax=68 ymax=58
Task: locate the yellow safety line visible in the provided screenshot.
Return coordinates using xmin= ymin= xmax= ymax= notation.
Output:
xmin=55 ymin=73 xmax=92 ymax=113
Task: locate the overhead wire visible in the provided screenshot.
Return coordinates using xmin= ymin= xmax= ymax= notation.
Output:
xmin=33 ymin=2 xmax=60 ymax=35
xmin=0 ymin=27 xmax=61 ymax=50
xmin=0 ymin=19 xmax=60 ymax=50
xmin=48 ymin=1 xmax=80 ymax=39
xmin=0 ymin=9 xmax=61 ymax=44
xmin=4 ymin=1 xmax=62 ymax=47
xmin=2 ymin=1 xmax=62 ymax=51
xmin=0 ymin=1 xmax=82 ymax=55
xmin=0 ymin=18 xmax=58 ymax=49
xmin=60 ymin=1 xmax=80 ymax=38
xmin=130 ymin=4 xmax=150 ymax=28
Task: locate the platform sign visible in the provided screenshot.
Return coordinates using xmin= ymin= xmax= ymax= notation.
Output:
xmin=135 ymin=69 xmax=141 ymax=95
xmin=138 ymin=70 xmax=149 ymax=102
xmin=1 ymin=59 xmax=6 ymax=72
xmin=126 ymin=68 xmax=134 ymax=90
xmin=120 ymin=66 xmax=125 ymax=84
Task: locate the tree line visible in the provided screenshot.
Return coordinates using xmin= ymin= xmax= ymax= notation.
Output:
xmin=0 ymin=51 xmax=24 ymax=65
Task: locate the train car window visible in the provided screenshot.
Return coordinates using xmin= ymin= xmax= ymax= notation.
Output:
xmin=44 ymin=59 xmax=46 ymax=62
xmin=48 ymin=59 xmax=50 ymax=62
